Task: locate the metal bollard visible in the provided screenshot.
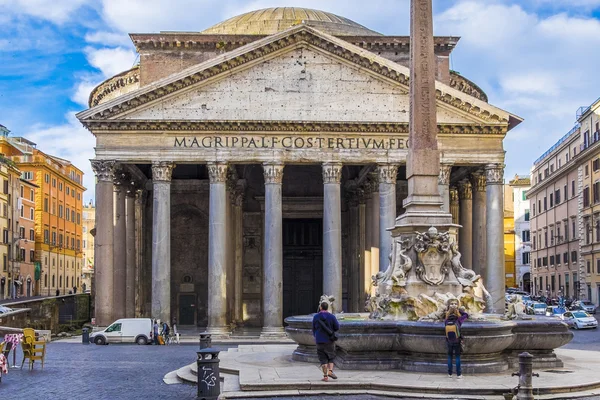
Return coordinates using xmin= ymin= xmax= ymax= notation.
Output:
xmin=511 ymin=352 xmax=540 ymax=400
xmin=199 ymin=332 xmax=212 ymax=349
xmin=82 ymin=328 xmax=90 ymax=344
xmin=196 ymin=348 xmax=220 ymax=400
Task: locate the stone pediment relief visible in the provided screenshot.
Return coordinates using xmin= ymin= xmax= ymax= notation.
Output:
xmin=77 ymin=25 xmax=521 ymax=131
xmin=112 ymin=47 xmax=479 ymax=126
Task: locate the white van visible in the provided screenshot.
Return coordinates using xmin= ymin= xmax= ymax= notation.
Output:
xmin=90 ymin=318 xmax=153 ymax=345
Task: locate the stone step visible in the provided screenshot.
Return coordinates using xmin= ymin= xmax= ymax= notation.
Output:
xmin=175 ymin=362 xmax=240 ymax=392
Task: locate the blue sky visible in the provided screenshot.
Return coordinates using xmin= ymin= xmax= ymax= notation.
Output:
xmin=2 ymin=0 xmax=600 ymax=202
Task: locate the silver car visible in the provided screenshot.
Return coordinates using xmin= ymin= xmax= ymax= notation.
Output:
xmin=528 ymin=302 xmax=546 ymax=315
xmin=572 ymin=300 xmax=597 ymax=314
xmin=561 ymin=311 xmax=598 ymax=329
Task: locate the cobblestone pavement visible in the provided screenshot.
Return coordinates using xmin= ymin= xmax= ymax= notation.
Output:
xmin=1 ymin=342 xmax=201 ymax=399
xmin=1 ymin=321 xmax=599 ymax=400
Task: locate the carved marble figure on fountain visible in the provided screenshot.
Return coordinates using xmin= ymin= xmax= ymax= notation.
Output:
xmin=319 ymin=294 xmax=336 ymax=314
xmin=450 ymin=242 xmax=493 ymax=312
xmin=372 ymin=237 xmax=412 ymax=290
xmin=504 ymin=294 xmax=531 ymax=320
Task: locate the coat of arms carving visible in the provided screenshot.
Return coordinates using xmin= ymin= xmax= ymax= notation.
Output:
xmin=414 ymin=227 xmax=450 ymax=285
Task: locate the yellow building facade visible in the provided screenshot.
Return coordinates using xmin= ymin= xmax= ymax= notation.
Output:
xmin=0 ymin=136 xmax=85 ymax=296
xmin=504 ymin=184 xmax=516 ymax=289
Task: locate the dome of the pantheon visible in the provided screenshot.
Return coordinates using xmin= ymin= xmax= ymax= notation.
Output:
xmin=201 ymin=7 xmax=382 ymax=36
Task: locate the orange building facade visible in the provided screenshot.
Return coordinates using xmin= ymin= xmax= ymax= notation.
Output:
xmin=0 ymin=136 xmax=85 ymax=295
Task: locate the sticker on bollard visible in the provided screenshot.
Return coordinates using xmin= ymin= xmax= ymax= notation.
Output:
xmin=197 ymin=347 xmax=220 ymax=400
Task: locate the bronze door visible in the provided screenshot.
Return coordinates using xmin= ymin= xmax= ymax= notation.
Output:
xmin=179 ymin=294 xmax=196 ymax=326
xmin=282 ymin=219 xmax=323 ymax=321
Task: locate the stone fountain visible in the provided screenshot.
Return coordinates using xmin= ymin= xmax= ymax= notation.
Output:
xmin=284 ymin=0 xmax=572 ymax=373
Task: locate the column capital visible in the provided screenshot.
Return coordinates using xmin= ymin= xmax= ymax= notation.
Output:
xmin=457 ymin=180 xmax=472 ymax=200
xmin=471 ymin=171 xmax=486 ymax=192
xmin=113 ymin=170 xmax=131 ymax=190
xmin=207 ymin=162 xmax=228 ymax=183
xmin=152 ymin=161 xmax=175 ymax=182
xmin=450 ymin=187 xmax=459 ymax=204
xmin=346 ymin=191 xmax=359 ymax=207
xmin=438 ymin=164 xmax=452 ymax=185
xmin=263 ymin=163 xmax=284 ymax=184
xmin=322 ymin=163 xmax=342 ymax=184
xmin=377 ymin=164 xmax=398 ymax=184
xmin=91 ymin=160 xmax=116 ymax=182
xmin=485 ymin=164 xmax=504 ymax=185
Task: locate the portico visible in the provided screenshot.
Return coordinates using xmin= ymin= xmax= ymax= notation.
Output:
xmin=79 ymin=8 xmax=521 ymax=331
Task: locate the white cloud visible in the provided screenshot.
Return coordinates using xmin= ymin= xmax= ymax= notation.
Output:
xmin=0 ymin=0 xmax=87 ymax=24
xmin=84 ymin=31 xmax=131 ymax=47
xmin=435 ymin=1 xmax=600 ymax=176
xmin=500 ymin=72 xmax=561 ymax=96
xmin=72 ymin=79 xmax=101 ymax=108
xmin=84 ymin=46 xmax=137 ymax=78
xmin=24 ymin=113 xmax=96 ymax=199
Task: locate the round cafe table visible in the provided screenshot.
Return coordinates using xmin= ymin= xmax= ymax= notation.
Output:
xmin=3 ymin=334 xmax=23 ymax=369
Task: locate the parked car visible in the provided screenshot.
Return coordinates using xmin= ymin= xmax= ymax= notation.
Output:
xmin=545 ymin=306 xmax=567 ymax=317
xmin=561 ymin=311 xmax=598 ymax=329
xmin=89 ymin=318 xmax=153 ymax=345
xmin=528 ymin=302 xmax=547 ymax=315
xmin=0 ymin=305 xmax=14 ymax=314
xmin=571 ymin=300 xmax=597 ymax=314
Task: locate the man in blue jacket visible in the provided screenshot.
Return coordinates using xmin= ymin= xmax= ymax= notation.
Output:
xmin=312 ymin=302 xmax=340 ymax=381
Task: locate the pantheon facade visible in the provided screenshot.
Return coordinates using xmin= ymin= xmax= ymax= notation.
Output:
xmin=78 ymin=8 xmax=522 ymax=334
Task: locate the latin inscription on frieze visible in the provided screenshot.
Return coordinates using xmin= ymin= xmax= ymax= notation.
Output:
xmin=174 ymin=135 xmax=409 ymax=150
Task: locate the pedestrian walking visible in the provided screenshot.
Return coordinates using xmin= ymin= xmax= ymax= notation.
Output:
xmin=55 ymin=289 xmax=60 ymax=296
xmin=153 ymin=319 xmax=160 ymax=345
xmin=312 ymin=302 xmax=339 ymax=382
xmin=444 ymin=299 xmax=468 ymax=379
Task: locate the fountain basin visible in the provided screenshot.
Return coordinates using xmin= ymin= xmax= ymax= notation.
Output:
xmin=285 ymin=313 xmax=573 ymax=373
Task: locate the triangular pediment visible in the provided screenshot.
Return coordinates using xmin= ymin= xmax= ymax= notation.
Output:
xmin=77 ymin=25 xmax=521 ymax=132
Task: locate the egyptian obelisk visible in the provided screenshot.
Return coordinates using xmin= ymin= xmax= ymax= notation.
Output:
xmin=390 ymin=0 xmax=459 ymax=297
xmin=396 ymin=0 xmax=453 ymax=226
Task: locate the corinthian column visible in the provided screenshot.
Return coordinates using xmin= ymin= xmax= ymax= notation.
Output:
xmin=438 ymin=164 xmax=452 ymax=212
xmin=113 ymin=171 xmax=127 ymax=320
xmin=207 ymin=162 xmax=229 ymax=336
xmin=323 ymin=163 xmax=343 ymax=308
xmin=450 ymin=187 xmax=459 ymax=225
xmin=125 ymin=186 xmax=136 ymax=318
xmin=458 ymin=179 xmax=473 ymax=269
xmin=485 ymin=164 xmax=505 ymax=312
xmin=261 ymin=163 xmax=284 ymax=338
xmin=151 ymin=161 xmax=174 ymax=325
xmin=471 ymin=172 xmax=487 ymax=275
xmin=378 ymin=164 xmax=398 ymax=272
xmin=91 ymin=160 xmax=116 ymax=326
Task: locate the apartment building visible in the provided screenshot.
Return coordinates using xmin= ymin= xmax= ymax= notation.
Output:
xmin=19 ymin=178 xmax=38 ymax=296
xmin=577 ymin=98 xmax=600 ymax=304
xmin=82 ymin=200 xmax=95 ymax=292
xmin=509 ymin=175 xmax=531 ymax=292
xmin=0 ymin=135 xmax=85 ymax=296
xmin=528 ymin=122 xmax=581 ymax=300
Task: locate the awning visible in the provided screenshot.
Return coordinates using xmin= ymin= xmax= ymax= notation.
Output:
xmin=14 ymin=280 xmax=22 ymax=286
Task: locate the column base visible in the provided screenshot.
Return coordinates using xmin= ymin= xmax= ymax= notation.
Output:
xmin=206 ymin=326 xmax=231 ymax=339
xmin=260 ymin=326 xmax=287 ymax=339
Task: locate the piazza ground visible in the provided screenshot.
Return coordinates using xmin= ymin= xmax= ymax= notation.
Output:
xmin=1 ymin=321 xmax=599 ymax=400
